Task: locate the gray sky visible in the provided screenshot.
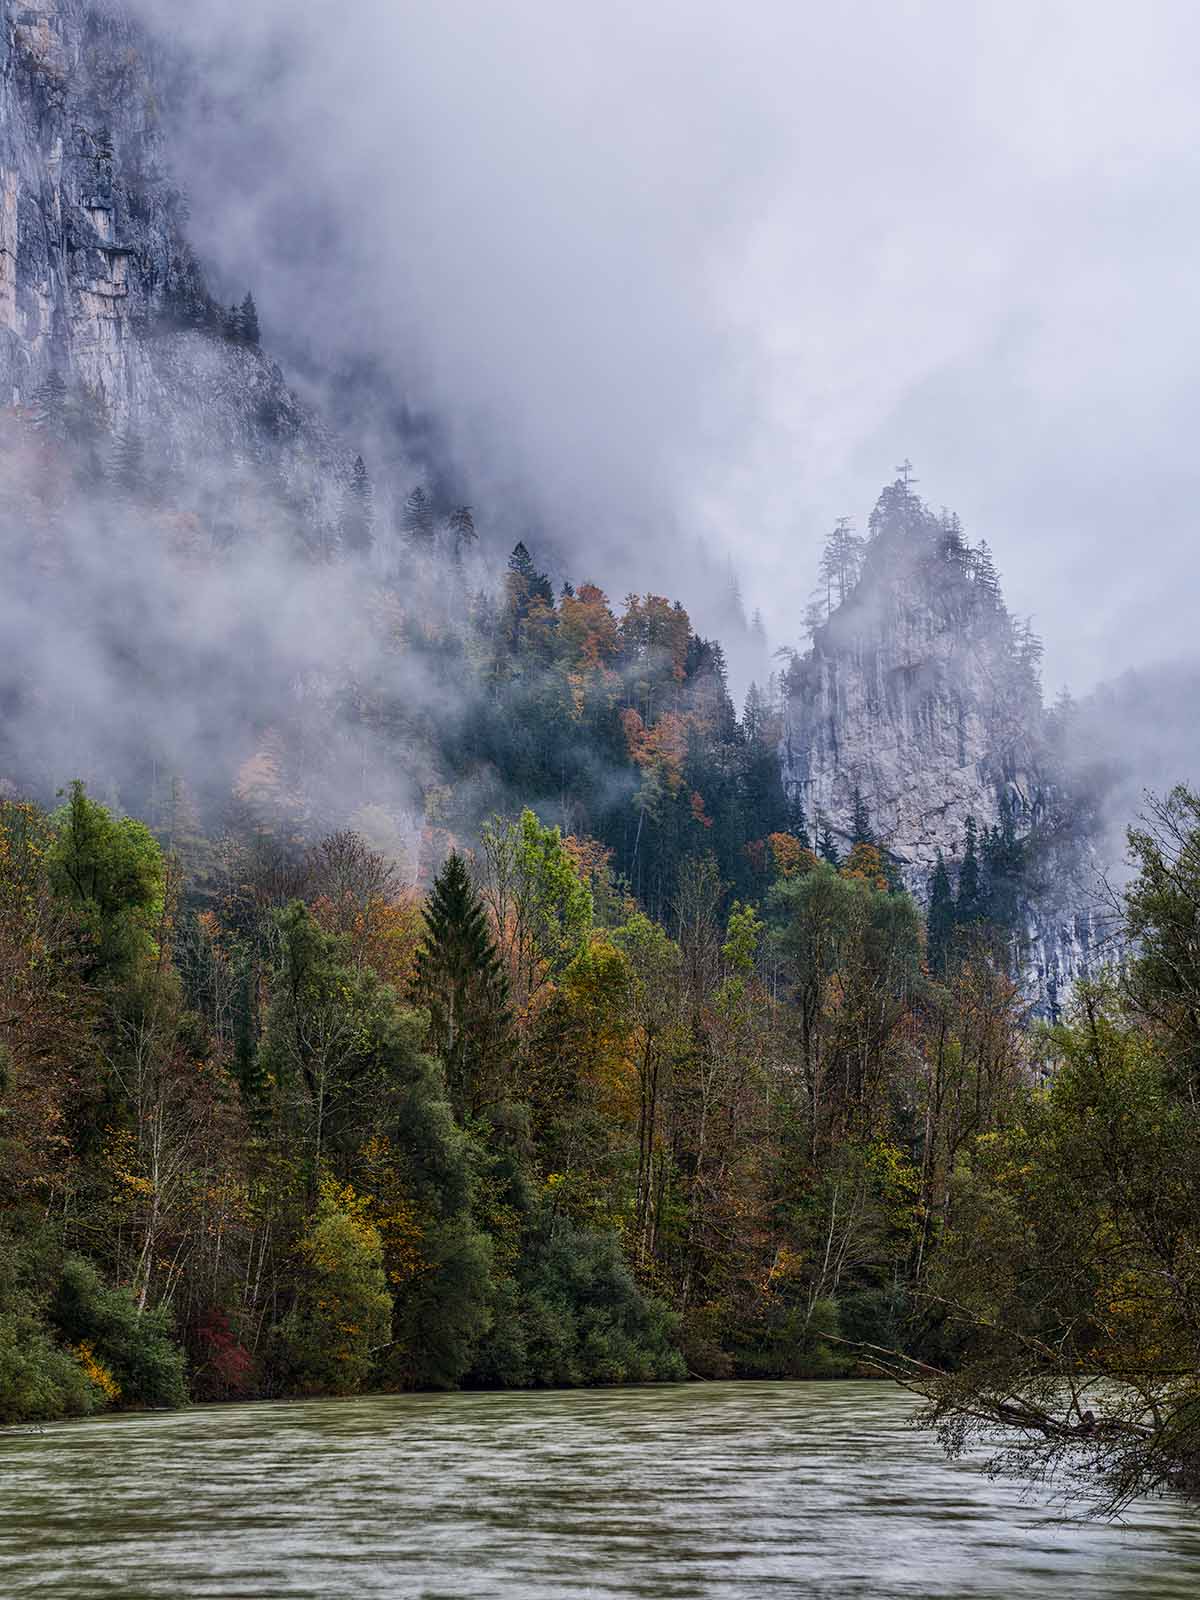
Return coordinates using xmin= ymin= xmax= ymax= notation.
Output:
xmin=137 ymin=0 xmax=1200 ymax=695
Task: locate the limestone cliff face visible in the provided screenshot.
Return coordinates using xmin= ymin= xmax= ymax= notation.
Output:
xmin=0 ymin=1 xmax=339 ymax=482
xmin=780 ymin=482 xmax=1103 ymax=1012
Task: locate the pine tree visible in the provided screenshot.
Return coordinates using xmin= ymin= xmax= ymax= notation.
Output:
xmin=31 ymin=370 xmax=69 ymax=435
xmin=240 ymin=291 xmax=260 ymax=348
xmin=402 ymin=485 xmax=436 ymax=548
xmin=111 ymin=428 xmax=147 ymax=500
xmin=972 ymin=542 xmax=1002 ymax=607
xmin=411 ymin=851 xmax=512 ymax=1117
xmin=447 ymin=505 xmax=477 ymax=562
xmin=785 ymin=789 xmax=812 ymax=851
xmin=956 ymin=815 xmax=983 ymax=925
xmin=817 ymin=815 xmax=840 ymax=867
xmin=341 ymin=454 xmax=374 ymax=554
xmin=818 ymin=518 xmax=865 ymax=609
xmin=927 ymin=850 xmax=955 ymax=975
xmin=850 ymin=785 xmax=874 ymax=847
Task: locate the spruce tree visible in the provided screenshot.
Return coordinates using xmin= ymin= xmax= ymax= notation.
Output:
xmin=817 ymin=815 xmax=840 ymax=867
xmin=240 ymin=291 xmax=260 ymax=348
xmin=447 ymin=505 xmax=477 ymax=562
xmin=341 ymin=454 xmax=374 ymax=554
xmin=927 ymin=850 xmax=955 ymax=975
xmin=411 ymin=851 xmax=512 ymax=1117
xmin=956 ymin=815 xmax=984 ymax=926
xmin=402 ymin=485 xmax=436 ymax=548
xmin=850 ymin=786 xmax=874 ymax=847
xmin=785 ymin=789 xmax=812 ymax=851
xmin=818 ymin=518 xmax=865 ymax=609
xmin=111 ymin=428 xmax=147 ymax=500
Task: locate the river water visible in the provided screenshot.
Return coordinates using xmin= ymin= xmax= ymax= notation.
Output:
xmin=2 ymin=1380 xmax=1198 ymax=1598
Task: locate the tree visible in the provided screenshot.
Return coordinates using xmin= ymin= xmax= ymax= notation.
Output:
xmin=111 ymin=428 xmax=148 ymax=501
xmin=402 ymin=485 xmax=436 ymax=548
xmin=48 ymin=782 xmax=165 ymax=983
xmin=239 ymin=291 xmax=260 ymax=348
xmin=818 ymin=518 xmax=865 ymax=610
xmin=341 ymin=455 xmax=374 ymax=554
xmin=478 ymin=810 xmax=593 ymax=1018
xmin=816 ymin=815 xmax=840 ymax=867
xmin=926 ymin=851 xmax=954 ymax=976
xmin=411 ymin=852 xmax=512 ymax=1118
xmin=447 ymin=506 xmax=477 ymax=562
xmin=1123 ymin=785 xmax=1200 ymax=1089
xmin=907 ymin=984 xmax=1200 ymax=1515
xmin=955 ymin=815 xmax=983 ymax=926
xmin=279 ymin=1186 xmax=391 ymax=1395
xmin=850 ymin=786 xmax=874 ymax=848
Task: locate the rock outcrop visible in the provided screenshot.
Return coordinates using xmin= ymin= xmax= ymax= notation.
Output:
xmin=780 ymin=480 xmax=1106 ymax=1013
xmin=0 ymin=1 xmax=341 ymax=486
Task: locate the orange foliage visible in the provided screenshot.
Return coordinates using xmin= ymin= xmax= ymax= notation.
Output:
xmin=768 ymin=832 xmax=819 ymax=878
xmin=562 ymin=834 xmax=615 ymax=891
xmin=619 ymin=594 xmax=691 ymax=684
xmin=840 ymin=843 xmax=890 ymax=891
xmin=621 ymin=708 xmax=689 ymax=796
xmin=310 ymin=892 xmax=423 ymax=989
xmin=558 ymin=583 xmax=620 ymax=669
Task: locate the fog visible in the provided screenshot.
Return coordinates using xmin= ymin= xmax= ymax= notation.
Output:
xmin=125 ymin=0 xmax=1200 ymax=697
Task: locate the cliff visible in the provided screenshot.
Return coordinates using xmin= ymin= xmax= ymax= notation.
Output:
xmin=0 ymin=0 xmax=340 ymax=488
xmin=780 ymin=480 xmax=1106 ymax=1013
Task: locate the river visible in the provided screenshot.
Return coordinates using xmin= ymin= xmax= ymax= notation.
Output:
xmin=2 ymin=1380 xmax=1198 ymax=1597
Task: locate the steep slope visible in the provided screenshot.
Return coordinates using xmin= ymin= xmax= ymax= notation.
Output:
xmin=0 ymin=1 xmax=340 ymax=486
xmin=780 ymin=479 xmax=1106 ymax=1012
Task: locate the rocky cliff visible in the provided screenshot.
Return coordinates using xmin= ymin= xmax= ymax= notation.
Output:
xmin=779 ymin=480 xmax=1107 ymax=1013
xmin=0 ymin=0 xmax=341 ymax=491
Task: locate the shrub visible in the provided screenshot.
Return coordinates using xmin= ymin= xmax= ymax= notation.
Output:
xmin=51 ymin=1257 xmax=188 ymax=1409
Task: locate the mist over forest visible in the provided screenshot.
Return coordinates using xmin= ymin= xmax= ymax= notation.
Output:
xmin=3 ymin=0 xmax=1200 ymax=1553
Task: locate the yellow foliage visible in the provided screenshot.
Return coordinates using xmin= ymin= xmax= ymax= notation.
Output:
xmin=74 ymin=1341 xmax=120 ymax=1403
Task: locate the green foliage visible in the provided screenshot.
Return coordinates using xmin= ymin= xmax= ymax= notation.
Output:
xmin=278 ymin=1199 xmax=391 ymax=1396
xmin=479 ymin=809 xmax=594 ymax=1004
xmin=0 ymin=1225 xmax=97 ymax=1423
xmin=473 ymin=1211 xmax=684 ymax=1387
xmin=1124 ymin=784 xmax=1200 ymax=1087
xmin=48 ymin=781 xmax=165 ymax=981
xmin=411 ymin=851 xmax=511 ymax=1116
xmin=51 ymin=1256 xmax=187 ymax=1410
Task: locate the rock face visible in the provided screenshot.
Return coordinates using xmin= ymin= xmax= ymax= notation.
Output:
xmin=0 ymin=0 xmax=340 ymax=484
xmin=780 ymin=481 xmax=1104 ymax=1013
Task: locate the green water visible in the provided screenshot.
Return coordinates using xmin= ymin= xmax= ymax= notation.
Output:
xmin=2 ymin=1380 xmax=1198 ymax=1597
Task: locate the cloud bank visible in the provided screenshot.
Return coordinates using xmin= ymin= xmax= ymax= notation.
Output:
xmin=124 ymin=0 xmax=1200 ymax=697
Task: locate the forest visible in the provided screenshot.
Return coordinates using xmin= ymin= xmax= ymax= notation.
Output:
xmin=3 ymin=744 xmax=1199 ymax=1510
xmin=1 ymin=386 xmax=1197 ymax=1512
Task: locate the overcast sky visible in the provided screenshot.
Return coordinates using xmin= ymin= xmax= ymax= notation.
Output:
xmin=135 ymin=0 xmax=1200 ymax=695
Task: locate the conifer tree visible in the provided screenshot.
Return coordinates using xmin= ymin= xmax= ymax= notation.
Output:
xmin=239 ymin=291 xmax=260 ymax=348
xmin=446 ymin=505 xmax=477 ymax=562
xmin=850 ymin=786 xmax=874 ymax=848
xmin=927 ymin=850 xmax=955 ymax=975
xmin=412 ymin=851 xmax=512 ymax=1116
xmin=111 ymin=428 xmax=147 ymax=500
xmin=818 ymin=518 xmax=865 ymax=609
xmin=955 ymin=815 xmax=984 ymax=925
xmin=402 ymin=485 xmax=436 ymax=548
xmin=816 ymin=815 xmax=840 ymax=867
xmin=785 ymin=789 xmax=812 ymax=851
xmin=31 ymin=370 xmax=69 ymax=437
xmin=341 ymin=454 xmax=374 ymax=554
